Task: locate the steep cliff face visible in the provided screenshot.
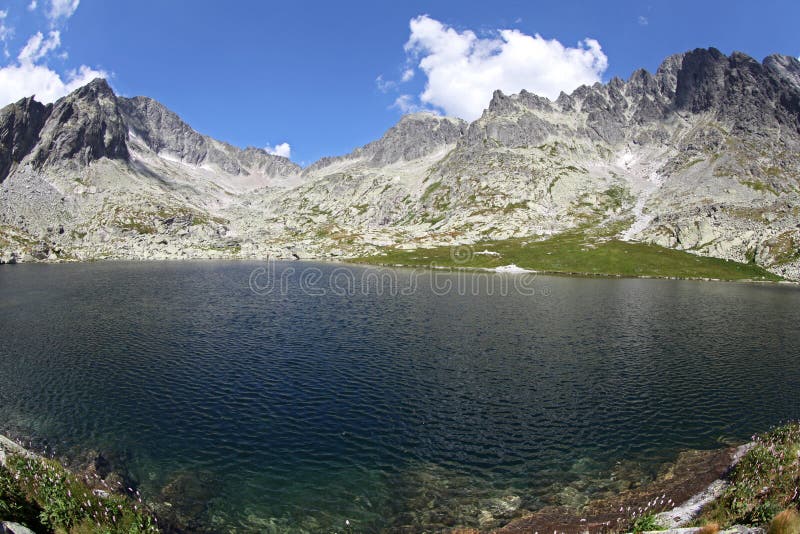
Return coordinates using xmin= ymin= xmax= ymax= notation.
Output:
xmin=30 ymin=78 xmax=130 ymax=168
xmin=0 ymin=50 xmax=799 ymax=279
xmin=0 ymin=97 xmax=52 ymax=182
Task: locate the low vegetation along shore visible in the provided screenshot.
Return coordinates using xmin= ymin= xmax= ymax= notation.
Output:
xmin=2 ymin=423 xmax=800 ymax=533
xmin=0 ymin=437 xmax=158 ymax=534
xmin=354 ymin=225 xmax=782 ymax=282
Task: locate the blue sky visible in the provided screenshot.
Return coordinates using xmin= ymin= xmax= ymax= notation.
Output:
xmin=1 ymin=1 xmax=799 ymax=165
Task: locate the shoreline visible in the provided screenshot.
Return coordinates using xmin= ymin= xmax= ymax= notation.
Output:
xmin=495 ymin=445 xmax=748 ymax=534
xmin=1 ymin=255 xmax=798 ymax=287
xmin=343 ymin=259 xmax=800 ymax=286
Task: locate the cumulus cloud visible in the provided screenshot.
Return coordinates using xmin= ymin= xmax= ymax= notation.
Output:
xmin=28 ymin=1 xmax=38 ymax=11
xmin=265 ymin=142 xmax=291 ymax=158
xmin=0 ymin=63 xmax=106 ymax=105
xmin=401 ymin=68 xmax=414 ymax=82
xmin=48 ymin=0 xmax=79 ymax=23
xmin=638 ymin=16 xmax=649 ymax=26
xmin=401 ymin=15 xmax=608 ymax=120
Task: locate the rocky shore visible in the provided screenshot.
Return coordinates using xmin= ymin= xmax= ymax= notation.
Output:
xmin=1 ymin=431 xmax=789 ymax=534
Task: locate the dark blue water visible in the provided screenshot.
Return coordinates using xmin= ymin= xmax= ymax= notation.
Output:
xmin=1 ymin=261 xmax=799 ymax=532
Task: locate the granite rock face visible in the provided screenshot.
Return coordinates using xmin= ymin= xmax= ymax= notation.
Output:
xmin=1 ymin=49 xmax=799 ymax=280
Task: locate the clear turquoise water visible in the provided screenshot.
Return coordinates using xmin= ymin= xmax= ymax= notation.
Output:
xmin=1 ymin=261 xmax=799 ymax=532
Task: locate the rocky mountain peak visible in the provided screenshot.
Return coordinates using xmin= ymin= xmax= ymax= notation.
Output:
xmin=360 ymin=112 xmax=466 ymax=165
xmin=30 ymin=77 xmax=130 ymax=168
xmin=118 ymin=95 xmax=301 ymax=178
xmin=305 ymin=112 xmax=467 ymax=175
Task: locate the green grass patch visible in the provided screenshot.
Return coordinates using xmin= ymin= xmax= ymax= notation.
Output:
xmin=353 ymin=227 xmax=781 ymax=281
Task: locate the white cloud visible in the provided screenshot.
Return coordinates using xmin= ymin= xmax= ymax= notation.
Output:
xmin=18 ymin=31 xmax=61 ymax=64
xmin=0 ymin=10 xmax=12 ymax=44
xmin=402 ymin=15 xmax=608 ymax=120
xmin=392 ymin=94 xmax=422 ymax=114
xmin=401 ymin=68 xmax=414 ymax=82
xmin=0 ymin=63 xmax=106 ymax=105
xmin=638 ymin=16 xmax=649 ymax=26
xmin=265 ymin=142 xmax=291 ymax=158
xmin=28 ymin=1 xmax=38 ymax=11
xmin=375 ymin=74 xmax=396 ymax=93
xmin=48 ymin=0 xmax=80 ymax=22
xmin=0 ymin=1 xmax=106 ymax=108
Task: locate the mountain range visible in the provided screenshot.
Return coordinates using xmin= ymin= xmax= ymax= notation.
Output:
xmin=1 ymin=47 xmax=799 ymax=280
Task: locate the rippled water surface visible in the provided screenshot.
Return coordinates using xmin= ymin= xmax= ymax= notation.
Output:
xmin=1 ymin=261 xmax=799 ymax=532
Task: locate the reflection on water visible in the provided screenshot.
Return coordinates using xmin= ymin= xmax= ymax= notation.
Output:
xmin=1 ymin=261 xmax=799 ymax=531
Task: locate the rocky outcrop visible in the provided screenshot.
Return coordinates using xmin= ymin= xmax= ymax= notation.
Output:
xmin=0 ymin=97 xmax=52 ymax=182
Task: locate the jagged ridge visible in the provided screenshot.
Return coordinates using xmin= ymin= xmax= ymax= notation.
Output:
xmin=0 ymin=48 xmax=799 ymax=280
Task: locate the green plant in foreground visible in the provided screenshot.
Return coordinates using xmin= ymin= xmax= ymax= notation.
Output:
xmin=701 ymin=422 xmax=800 ymax=527
xmin=0 ymin=463 xmax=43 ymax=528
xmin=631 ymin=512 xmax=665 ymax=532
xmin=4 ymin=453 xmax=158 ymax=534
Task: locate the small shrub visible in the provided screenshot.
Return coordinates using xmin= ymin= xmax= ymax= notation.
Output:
xmin=631 ymin=513 xmax=664 ymax=532
xmin=768 ymin=509 xmax=800 ymax=534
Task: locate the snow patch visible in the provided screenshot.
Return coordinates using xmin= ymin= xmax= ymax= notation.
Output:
xmin=621 ymin=170 xmax=665 ymax=242
xmin=616 ymin=151 xmax=637 ymax=169
xmin=493 ymin=264 xmax=534 ymax=273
